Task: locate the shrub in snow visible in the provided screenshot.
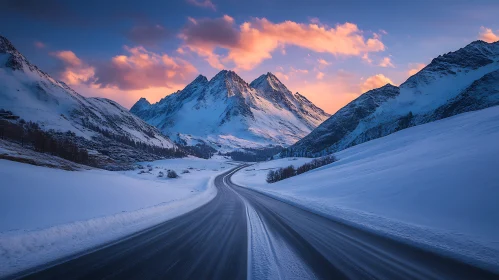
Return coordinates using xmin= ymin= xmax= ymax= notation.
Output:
xmin=267 ymin=155 xmax=337 ymax=183
xmin=167 ymin=170 xmax=178 ymax=178
xmin=296 ymin=155 xmax=337 ymax=175
xmin=158 ymin=171 xmax=164 ymax=178
xmin=181 ymin=170 xmax=190 ymax=174
xmin=267 ymin=165 xmax=296 ymax=183
xmin=138 ymin=170 xmax=146 ymax=174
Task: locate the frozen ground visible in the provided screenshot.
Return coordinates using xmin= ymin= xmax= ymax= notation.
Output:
xmin=0 ymin=156 xmax=233 ymax=277
xmin=233 ymin=106 xmax=499 ymax=272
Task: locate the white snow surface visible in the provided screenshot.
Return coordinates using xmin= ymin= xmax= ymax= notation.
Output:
xmin=233 ymin=106 xmax=499 ymax=272
xmin=0 ymin=157 xmax=233 ymax=277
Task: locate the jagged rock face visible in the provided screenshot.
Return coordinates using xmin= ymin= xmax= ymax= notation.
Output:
xmin=0 ymin=35 xmax=177 ymax=166
xmin=131 ymin=70 xmax=330 ymax=151
xmin=285 ymin=40 xmax=499 ymax=157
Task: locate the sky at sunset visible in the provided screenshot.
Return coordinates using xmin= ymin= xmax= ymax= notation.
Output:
xmin=2 ymin=0 xmax=499 ymax=114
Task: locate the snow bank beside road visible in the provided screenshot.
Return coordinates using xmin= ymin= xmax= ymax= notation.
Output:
xmin=0 ymin=157 xmax=232 ymax=277
xmin=233 ymin=106 xmax=499 ymax=272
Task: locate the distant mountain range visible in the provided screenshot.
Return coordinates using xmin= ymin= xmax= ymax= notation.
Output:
xmin=2 ymin=33 xmax=498 ymax=165
xmin=0 ymin=35 xmax=179 ymax=169
xmin=130 ymin=70 xmax=330 ymax=152
xmin=283 ymin=40 xmax=499 ymax=157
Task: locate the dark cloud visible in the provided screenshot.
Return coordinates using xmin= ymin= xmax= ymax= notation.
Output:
xmin=181 ymin=16 xmax=240 ymax=48
xmin=125 ymin=24 xmax=171 ymax=46
xmin=186 ymin=0 xmax=216 ymax=11
xmin=3 ymin=0 xmax=74 ymax=22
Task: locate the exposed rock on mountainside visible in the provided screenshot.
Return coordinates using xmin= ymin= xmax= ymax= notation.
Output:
xmin=0 ymin=35 xmax=181 ymax=169
xmin=284 ymin=40 xmax=499 ymax=157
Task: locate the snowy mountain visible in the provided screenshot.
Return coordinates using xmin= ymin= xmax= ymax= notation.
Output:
xmin=131 ymin=71 xmax=330 ymax=152
xmin=285 ymin=40 xmax=499 ymax=156
xmin=0 ymin=35 xmax=178 ymax=168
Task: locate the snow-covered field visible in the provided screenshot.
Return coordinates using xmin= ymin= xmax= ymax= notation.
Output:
xmin=0 ymin=157 xmax=233 ymax=277
xmin=233 ymin=106 xmax=499 ymax=272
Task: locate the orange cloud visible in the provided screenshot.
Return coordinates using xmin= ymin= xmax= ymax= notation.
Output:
xmin=479 ymin=26 xmax=499 ymax=43
xmin=94 ymin=46 xmax=196 ymax=90
xmin=180 ymin=16 xmax=385 ymax=70
xmin=362 ymin=53 xmax=373 ymax=64
xmin=52 ymin=47 xmax=197 ymax=106
xmin=361 ymin=74 xmax=393 ymax=92
xmin=51 ymin=50 xmax=95 ymax=85
xmin=316 ymin=71 xmax=325 ymax=80
xmin=379 ymin=57 xmax=394 ymax=68
xmin=407 ymin=63 xmax=426 ymax=77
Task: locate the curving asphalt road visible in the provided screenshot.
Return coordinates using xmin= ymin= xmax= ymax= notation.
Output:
xmin=10 ymin=165 xmax=499 ymax=280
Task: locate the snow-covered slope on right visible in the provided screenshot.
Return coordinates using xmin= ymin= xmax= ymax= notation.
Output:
xmin=233 ymin=105 xmax=499 ymax=272
xmin=285 ymin=40 xmax=499 ymax=156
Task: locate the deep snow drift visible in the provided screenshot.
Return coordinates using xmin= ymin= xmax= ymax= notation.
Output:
xmin=233 ymin=106 xmax=499 ymax=272
xmin=0 ymin=157 xmax=233 ymax=277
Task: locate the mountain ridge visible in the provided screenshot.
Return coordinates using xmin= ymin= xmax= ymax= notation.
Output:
xmin=131 ymin=69 xmax=330 ymax=152
xmin=0 ymin=35 xmax=183 ymax=169
xmin=284 ymin=39 xmax=499 ymax=157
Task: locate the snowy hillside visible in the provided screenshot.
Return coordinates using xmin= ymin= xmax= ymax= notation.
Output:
xmin=234 ymin=106 xmax=499 ymax=272
xmin=0 ymin=35 xmax=178 ymax=168
xmin=287 ymin=40 xmax=499 ymax=156
xmin=0 ymin=157 xmax=233 ymax=276
xmin=130 ymin=71 xmax=330 ymax=152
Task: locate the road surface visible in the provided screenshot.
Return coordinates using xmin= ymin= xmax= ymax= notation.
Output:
xmin=11 ymin=165 xmax=499 ymax=279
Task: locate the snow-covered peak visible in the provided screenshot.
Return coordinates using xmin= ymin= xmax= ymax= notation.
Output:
xmin=130 ymin=69 xmax=330 ymax=151
xmin=0 ymin=35 xmax=18 ymax=54
xmin=250 ymin=72 xmax=290 ymax=94
xmin=0 ymin=35 xmax=177 ymax=162
xmin=209 ymin=70 xmax=249 ymax=87
xmin=130 ymin=97 xmax=151 ymax=112
xmin=204 ymin=70 xmax=253 ymax=99
xmin=378 ymin=83 xmax=397 ymax=90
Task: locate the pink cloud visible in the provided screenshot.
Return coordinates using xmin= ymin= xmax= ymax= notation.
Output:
xmin=317 ymin=58 xmax=331 ymax=68
xmin=34 ymin=41 xmax=45 ymax=49
xmin=407 ymin=63 xmax=426 ymax=77
xmin=361 ymin=74 xmax=393 ymax=92
xmin=180 ymin=15 xmax=385 ymax=70
xmin=316 ymin=71 xmax=325 ymax=80
xmin=51 ymin=50 xmax=95 ymax=85
xmin=186 ymin=0 xmax=216 ymax=10
xmin=274 ymin=71 xmax=289 ymax=81
xmin=362 ymin=53 xmax=373 ymax=64
xmin=479 ymin=26 xmax=499 ymax=43
xmin=52 ymin=47 xmax=197 ymax=91
xmin=94 ymin=46 xmax=197 ymax=90
xmin=379 ymin=56 xmax=394 ymax=68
